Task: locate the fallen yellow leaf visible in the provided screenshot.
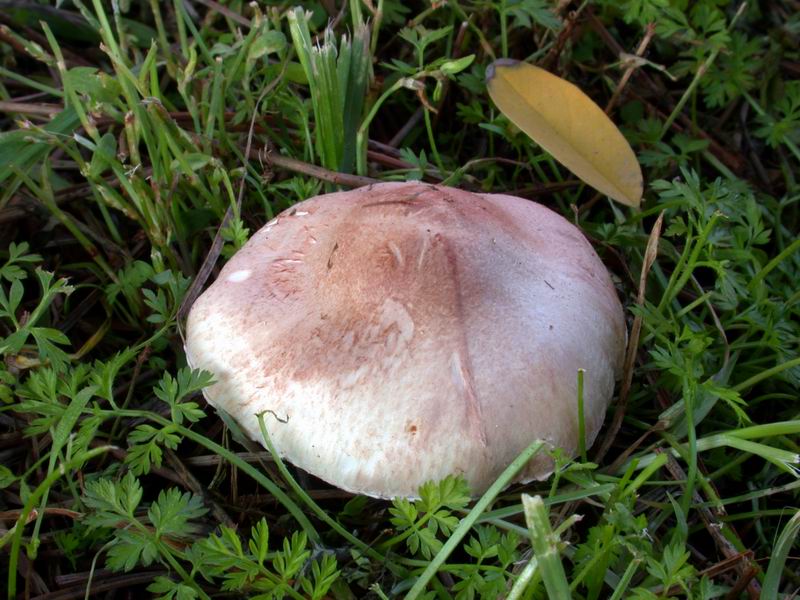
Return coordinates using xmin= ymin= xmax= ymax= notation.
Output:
xmin=486 ymin=59 xmax=643 ymax=207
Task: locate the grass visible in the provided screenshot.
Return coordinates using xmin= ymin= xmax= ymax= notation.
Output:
xmin=1 ymin=1 xmax=799 ymax=598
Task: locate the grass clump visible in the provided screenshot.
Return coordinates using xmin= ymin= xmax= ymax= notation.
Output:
xmin=1 ymin=1 xmax=799 ymax=599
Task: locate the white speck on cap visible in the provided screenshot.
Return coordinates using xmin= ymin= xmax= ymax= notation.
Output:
xmin=227 ymin=269 xmax=252 ymax=282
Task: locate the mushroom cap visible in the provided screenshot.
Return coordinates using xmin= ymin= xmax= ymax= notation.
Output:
xmin=186 ymin=182 xmax=626 ymax=499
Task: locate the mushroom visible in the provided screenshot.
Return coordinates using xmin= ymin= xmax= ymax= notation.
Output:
xmin=185 ymin=182 xmax=626 ymax=499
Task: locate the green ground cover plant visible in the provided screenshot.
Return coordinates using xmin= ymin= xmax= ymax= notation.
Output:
xmin=0 ymin=0 xmax=798 ymax=598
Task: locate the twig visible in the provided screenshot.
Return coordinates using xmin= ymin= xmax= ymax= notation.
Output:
xmin=605 ymin=23 xmax=657 ymax=114
xmin=700 ymin=552 xmax=756 ymax=580
xmin=595 ymin=212 xmax=664 ymax=463
xmin=540 ymin=8 xmax=583 ymax=72
xmin=0 ymin=101 xmax=63 ymax=116
xmin=184 ymin=451 xmax=272 ymax=466
xmin=0 ymin=507 xmax=82 ymax=523
xmin=605 ymin=426 xmax=660 ymax=474
xmin=723 ymin=568 xmax=760 ymax=600
xmin=660 ymin=451 xmax=761 ymax=599
xmin=586 ymin=9 xmax=663 ymax=97
xmin=255 ymin=146 xmax=380 ymax=188
xmin=366 ymin=149 xmax=414 ymax=170
xmin=32 ymin=570 xmax=168 ymax=600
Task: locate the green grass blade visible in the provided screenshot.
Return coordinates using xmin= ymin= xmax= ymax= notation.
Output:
xmin=5 ymin=446 xmax=115 ymax=598
xmin=404 ymin=439 xmax=545 ymax=599
xmin=255 ymin=414 xmax=408 ymax=578
xmin=761 ymin=509 xmax=800 ymax=599
xmin=523 ymin=494 xmax=572 ymax=600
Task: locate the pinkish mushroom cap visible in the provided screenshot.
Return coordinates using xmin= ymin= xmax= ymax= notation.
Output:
xmin=185 ymin=182 xmax=626 ymax=498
